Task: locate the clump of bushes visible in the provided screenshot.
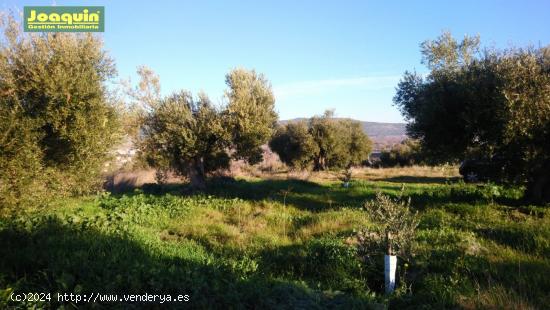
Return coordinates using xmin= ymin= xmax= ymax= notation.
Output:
xmin=378 ymin=139 xmax=426 ymax=167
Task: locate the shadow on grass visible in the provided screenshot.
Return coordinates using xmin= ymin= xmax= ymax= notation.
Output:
xmin=373 ymin=176 xmax=461 ymax=184
xmin=108 ymin=177 xmax=376 ymax=212
xmin=256 ymin=241 xmax=373 ymax=296
xmin=107 ymin=176 xmax=526 ymax=212
xmin=205 ymin=178 xmax=377 ymax=211
xmin=0 ymin=217 xmax=373 ymax=309
xmin=475 ymin=226 xmax=550 ymax=257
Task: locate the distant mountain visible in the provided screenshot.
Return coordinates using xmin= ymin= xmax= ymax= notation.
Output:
xmin=280 ymin=118 xmax=407 ymax=150
xmin=358 ymin=121 xmax=406 ymax=138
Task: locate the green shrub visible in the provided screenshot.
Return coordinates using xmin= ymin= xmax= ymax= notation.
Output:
xmin=304 ymin=237 xmax=362 ymax=289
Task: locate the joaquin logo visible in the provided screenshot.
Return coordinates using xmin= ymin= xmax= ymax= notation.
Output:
xmin=24 ymin=6 xmax=104 ymax=32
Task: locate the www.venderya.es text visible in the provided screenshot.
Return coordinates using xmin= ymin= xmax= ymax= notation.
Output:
xmin=10 ymin=292 xmax=190 ymax=304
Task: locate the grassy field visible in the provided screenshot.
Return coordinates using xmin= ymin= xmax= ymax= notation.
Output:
xmin=1 ymin=167 xmax=549 ymax=309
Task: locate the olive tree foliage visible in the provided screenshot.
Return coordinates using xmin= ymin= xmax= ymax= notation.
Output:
xmin=339 ymin=119 xmax=373 ymax=169
xmin=419 ymin=31 xmax=480 ymax=71
xmin=268 ymin=121 xmax=319 ymax=169
xmin=124 ymin=66 xmax=161 ymax=120
xmin=357 ymin=191 xmax=419 ymax=260
xmin=0 ymin=14 xmax=120 ymax=211
xmin=139 ymin=68 xmax=277 ymax=189
xmin=119 ymin=65 xmax=162 ymax=173
xmin=141 ymin=92 xmax=230 ymax=189
xmin=394 ymin=32 xmax=486 ymax=161
xmin=0 ymin=104 xmax=45 ymax=210
xmin=308 ymin=110 xmax=343 ymax=170
xmin=394 ymin=31 xmax=550 ymax=203
xmin=269 ymin=111 xmax=373 ymax=171
xmin=225 ymin=68 xmax=278 ymax=164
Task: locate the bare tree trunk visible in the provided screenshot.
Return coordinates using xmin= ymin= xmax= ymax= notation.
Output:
xmin=188 ymin=157 xmax=206 ymax=190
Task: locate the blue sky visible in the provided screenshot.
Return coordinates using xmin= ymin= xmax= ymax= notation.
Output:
xmin=4 ymin=1 xmax=550 ymax=122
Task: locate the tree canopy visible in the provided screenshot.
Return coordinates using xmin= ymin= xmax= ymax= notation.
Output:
xmin=269 ymin=111 xmax=372 ymax=171
xmin=394 ymin=32 xmax=550 ymax=203
xmin=140 ymin=68 xmax=278 ymax=189
xmin=0 ymin=15 xmax=120 ymax=210
xmin=269 ymin=121 xmax=319 ymax=170
xmin=225 ymin=68 xmax=278 ymax=164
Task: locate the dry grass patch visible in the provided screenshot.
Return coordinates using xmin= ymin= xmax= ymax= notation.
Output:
xmin=460 ymin=285 xmax=537 ymax=310
xmin=357 ymin=165 xmax=459 ymax=180
xmin=295 ymin=209 xmax=369 ymax=239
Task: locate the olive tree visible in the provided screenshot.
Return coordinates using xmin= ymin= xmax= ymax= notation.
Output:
xmin=225 ymin=68 xmax=278 ymax=164
xmin=141 ymin=92 xmax=230 ymax=189
xmin=357 ymin=191 xmax=419 ymax=294
xmin=394 ymin=32 xmax=550 ymax=203
xmin=268 ymin=121 xmax=319 ymax=169
xmin=140 ymin=68 xmax=278 ymax=189
xmin=270 ymin=111 xmax=372 ymax=171
xmin=337 ymin=119 xmax=373 ymax=169
xmin=308 ymin=110 xmax=342 ymax=170
xmin=0 ymin=14 xmax=120 ymax=210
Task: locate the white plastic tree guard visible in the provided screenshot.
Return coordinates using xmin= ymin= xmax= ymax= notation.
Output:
xmin=384 ymin=254 xmax=397 ymax=294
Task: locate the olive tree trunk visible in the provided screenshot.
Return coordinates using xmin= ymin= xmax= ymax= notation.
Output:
xmin=525 ymin=160 xmax=550 ymax=204
xmin=313 ymin=155 xmax=326 ymax=171
xmin=188 ymin=157 xmax=206 ymax=190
